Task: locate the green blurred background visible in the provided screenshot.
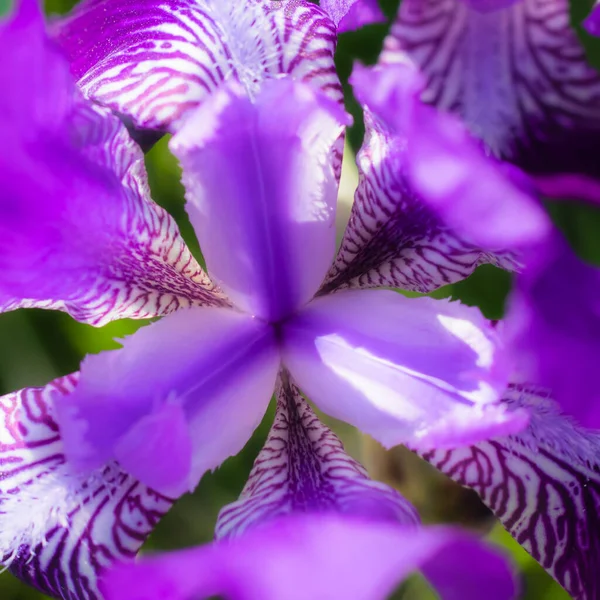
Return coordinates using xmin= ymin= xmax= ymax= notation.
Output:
xmin=1 ymin=0 xmax=599 ymax=597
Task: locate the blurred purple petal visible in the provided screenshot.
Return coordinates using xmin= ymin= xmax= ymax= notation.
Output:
xmin=171 ymin=78 xmax=349 ymax=322
xmin=423 ymin=383 xmax=600 ymax=599
xmin=55 ymin=0 xmax=342 ymax=132
xmin=463 ymin=0 xmax=519 ymax=10
xmin=216 ymin=371 xmax=419 ymax=538
xmin=56 ymin=307 xmax=280 ymax=496
xmin=381 ymin=0 xmax=600 ymax=178
xmin=585 ymin=2 xmax=600 ymax=36
xmin=349 ymin=62 xmax=551 ymax=251
xmin=505 ymin=237 xmax=600 ymax=429
xmin=101 ymin=514 xmax=517 ymax=600
xmin=282 ymin=289 xmax=526 ymax=450
xmin=0 ymin=0 xmax=225 ymax=326
xmin=321 ymin=101 xmax=518 ymax=296
xmin=0 ymin=375 xmax=173 ymax=600
xmin=533 ymin=173 xmax=600 ymax=205
xmin=320 ymin=0 xmax=386 ymax=32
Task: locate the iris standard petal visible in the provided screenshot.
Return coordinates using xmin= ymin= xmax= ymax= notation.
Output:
xmin=55 ymin=307 xmax=280 ymax=497
xmin=586 ymin=1 xmax=600 ymax=36
xmin=319 ymin=0 xmax=386 ymax=32
xmin=320 ymin=106 xmax=518 ymax=295
xmin=101 ymin=514 xmax=517 ymax=600
xmin=54 ymin=0 xmax=342 ymax=133
xmin=171 ymin=77 xmax=349 ymax=322
xmin=381 ymin=0 xmax=600 ymax=177
xmin=0 ymin=0 xmax=225 ymax=326
xmin=349 ymin=62 xmax=551 ymax=251
xmin=215 ymin=371 xmax=418 ymax=539
xmin=282 ymin=289 xmax=526 ymax=450
xmin=505 ymin=237 xmax=600 ymax=429
xmin=422 ymin=383 xmax=600 ymax=600
xmin=0 ymin=375 xmax=173 ymax=600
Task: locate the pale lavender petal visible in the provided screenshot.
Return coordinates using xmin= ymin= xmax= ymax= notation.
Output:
xmin=0 ymin=375 xmax=173 ymax=600
xmin=215 ymin=371 xmax=419 ymax=539
xmin=55 ymin=0 xmax=342 ymax=133
xmin=319 ymin=0 xmax=386 ymax=32
xmin=282 ymin=289 xmax=526 ymax=450
xmin=349 ymin=62 xmax=552 ymax=252
xmin=381 ymin=0 xmax=600 ymax=177
xmin=585 ymin=1 xmax=600 ymax=36
xmin=55 ymin=307 xmax=280 ymax=497
xmin=101 ymin=514 xmax=517 ymax=600
xmin=171 ymin=78 xmax=349 ymax=322
xmin=505 ymin=237 xmax=600 ymax=429
xmin=320 ymin=107 xmax=518 ymax=295
xmin=0 ymin=0 xmax=225 ymax=326
xmin=422 ymin=383 xmax=600 ymax=599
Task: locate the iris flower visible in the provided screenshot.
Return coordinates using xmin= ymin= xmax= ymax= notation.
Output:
xmin=363 ymin=0 xmax=600 ymax=432
xmin=1 ymin=0 xmax=599 ymax=599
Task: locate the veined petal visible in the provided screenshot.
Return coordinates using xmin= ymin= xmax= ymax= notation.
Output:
xmin=319 ymin=0 xmax=386 ymax=32
xmin=421 ymin=383 xmax=600 ymax=599
xmin=55 ymin=307 xmax=280 ymax=497
xmin=505 ymin=237 xmax=600 ymax=429
xmin=0 ymin=375 xmax=173 ymax=600
xmin=101 ymin=514 xmax=517 ymax=600
xmin=171 ymin=78 xmax=349 ymax=322
xmin=320 ymin=107 xmax=518 ymax=296
xmin=585 ymin=1 xmax=600 ymax=36
xmin=349 ymin=62 xmax=552 ymax=252
xmin=381 ymin=0 xmax=600 ymax=177
xmin=55 ymin=0 xmax=342 ymax=133
xmin=282 ymin=289 xmax=526 ymax=451
xmin=215 ymin=371 xmax=418 ymax=539
xmin=0 ymin=0 xmax=225 ymax=327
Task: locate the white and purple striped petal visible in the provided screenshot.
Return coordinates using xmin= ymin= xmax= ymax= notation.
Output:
xmin=1 ymin=375 xmax=173 ymax=600
xmin=55 ymin=0 xmax=342 ymax=133
xmin=421 ymin=383 xmax=600 ymax=600
xmin=56 ymin=307 xmax=280 ymax=497
xmin=282 ymin=289 xmax=526 ymax=451
xmin=101 ymin=514 xmax=518 ymax=600
xmin=1 ymin=0 xmax=225 ymax=326
xmin=381 ymin=0 xmax=600 ymax=177
xmin=171 ymin=77 xmax=349 ymax=322
xmin=215 ymin=372 xmax=419 ymax=539
xmin=320 ymin=106 xmax=517 ymax=295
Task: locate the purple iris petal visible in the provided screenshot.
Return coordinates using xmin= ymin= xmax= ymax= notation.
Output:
xmin=321 ymin=97 xmax=518 ymax=296
xmin=381 ymin=0 xmax=600 ymax=178
xmin=101 ymin=514 xmax=517 ymax=600
xmin=422 ymin=383 xmax=600 ymax=599
xmin=0 ymin=0 xmax=225 ymax=326
xmin=55 ymin=307 xmax=280 ymax=497
xmin=462 ymin=0 xmax=520 ymax=10
xmin=171 ymin=78 xmax=349 ymax=322
xmin=55 ymin=0 xmax=342 ymax=133
xmin=282 ymin=289 xmax=526 ymax=450
xmin=586 ymin=2 xmax=600 ymax=36
xmin=349 ymin=62 xmax=551 ymax=251
xmin=216 ymin=371 xmax=419 ymax=538
xmin=505 ymin=237 xmax=600 ymax=429
xmin=0 ymin=375 xmax=173 ymax=600
xmin=533 ymin=173 xmax=600 ymax=205
xmin=319 ymin=0 xmax=386 ymax=33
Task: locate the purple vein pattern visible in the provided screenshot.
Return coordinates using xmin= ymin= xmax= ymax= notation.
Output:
xmin=0 ymin=374 xmax=173 ymax=600
xmin=381 ymin=0 xmax=600 ymax=176
xmin=55 ymin=0 xmax=342 ymax=133
xmin=320 ymin=110 xmax=517 ymax=295
xmin=420 ymin=384 xmax=600 ymax=600
xmin=215 ymin=372 xmax=419 ymax=539
xmin=1 ymin=100 xmax=226 ymax=326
